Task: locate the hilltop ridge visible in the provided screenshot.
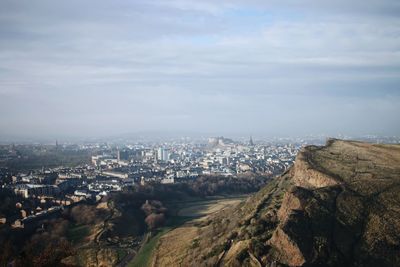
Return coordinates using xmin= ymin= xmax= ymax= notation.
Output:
xmin=152 ymin=139 xmax=400 ymax=267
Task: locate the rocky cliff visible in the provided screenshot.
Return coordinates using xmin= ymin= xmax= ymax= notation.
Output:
xmin=172 ymin=139 xmax=400 ymax=267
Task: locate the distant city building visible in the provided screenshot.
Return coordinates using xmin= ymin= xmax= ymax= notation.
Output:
xmin=101 ymin=171 xmax=129 ymax=179
xmin=249 ymin=136 xmax=254 ymax=146
xmin=74 ymin=189 xmax=92 ymax=198
xmin=14 ymin=184 xmax=59 ymax=198
xmin=2 ymin=137 xmax=303 ymax=211
xmin=161 ymin=176 xmax=174 ymax=184
xmin=157 ymin=147 xmax=170 ymax=162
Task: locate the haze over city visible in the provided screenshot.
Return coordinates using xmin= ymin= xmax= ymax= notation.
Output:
xmin=0 ymin=0 xmax=399 ymax=140
xmin=2 ymin=2 xmax=400 ymax=267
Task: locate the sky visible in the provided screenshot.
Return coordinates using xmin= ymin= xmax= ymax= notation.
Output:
xmin=0 ymin=0 xmax=399 ymax=140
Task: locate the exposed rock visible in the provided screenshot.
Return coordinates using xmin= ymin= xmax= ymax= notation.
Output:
xmin=182 ymin=139 xmax=400 ymax=267
xmin=292 ymin=150 xmax=340 ymax=188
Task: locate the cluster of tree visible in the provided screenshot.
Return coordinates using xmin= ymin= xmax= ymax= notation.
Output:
xmin=1 ymin=149 xmax=91 ymax=171
xmin=69 ymin=204 xmax=109 ymax=225
xmin=0 ymin=188 xmax=21 ymax=218
xmin=187 ymin=175 xmax=268 ymax=196
xmin=0 ymin=168 xmax=13 ymax=185
xmin=141 ymin=200 xmax=167 ymax=230
xmin=19 ymin=218 xmax=74 ymax=267
xmin=0 ymin=202 xmax=112 ymax=267
xmin=0 ymin=218 xmax=74 ymax=267
xmin=127 ymin=175 xmax=269 ymax=201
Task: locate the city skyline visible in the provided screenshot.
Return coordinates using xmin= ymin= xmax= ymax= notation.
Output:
xmin=1 ymin=0 xmax=399 ymax=139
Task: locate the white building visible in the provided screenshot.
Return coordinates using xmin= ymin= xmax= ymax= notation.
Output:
xmin=157 ymin=148 xmax=170 ymax=162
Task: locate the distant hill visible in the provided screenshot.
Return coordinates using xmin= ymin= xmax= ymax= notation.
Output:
xmin=155 ymin=139 xmax=400 ymax=267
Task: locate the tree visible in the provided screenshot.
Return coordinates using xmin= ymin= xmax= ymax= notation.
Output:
xmin=144 ymin=213 xmax=165 ymax=230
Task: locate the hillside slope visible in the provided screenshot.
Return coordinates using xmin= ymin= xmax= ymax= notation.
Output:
xmin=155 ymin=139 xmax=400 ymax=267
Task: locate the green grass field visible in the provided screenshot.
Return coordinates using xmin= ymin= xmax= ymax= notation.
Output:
xmin=117 ymin=249 xmax=128 ymax=262
xmin=67 ymin=224 xmax=90 ymax=244
xmin=127 ymin=214 xmax=194 ymax=267
xmin=128 ymin=228 xmax=171 ymax=267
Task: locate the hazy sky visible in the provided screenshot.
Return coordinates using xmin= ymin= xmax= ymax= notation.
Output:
xmin=0 ymin=0 xmax=399 ymax=139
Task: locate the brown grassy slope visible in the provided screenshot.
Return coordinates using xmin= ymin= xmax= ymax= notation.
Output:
xmin=151 ymin=198 xmax=245 ymax=267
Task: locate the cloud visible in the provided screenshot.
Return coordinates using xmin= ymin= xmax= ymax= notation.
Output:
xmin=0 ymin=0 xmax=399 ymax=138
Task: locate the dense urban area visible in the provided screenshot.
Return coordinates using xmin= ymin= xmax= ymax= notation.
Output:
xmin=0 ymin=136 xmax=302 ymax=228
xmin=0 ymin=135 xmax=399 ymax=266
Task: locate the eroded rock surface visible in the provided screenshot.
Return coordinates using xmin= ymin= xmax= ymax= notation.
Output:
xmin=176 ymin=139 xmax=400 ymax=267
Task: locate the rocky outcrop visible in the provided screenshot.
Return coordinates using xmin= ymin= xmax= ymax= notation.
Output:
xmin=187 ymin=139 xmax=400 ymax=267
xmin=292 ymin=149 xmax=340 ymax=189
xmin=265 ymin=140 xmax=400 ymax=267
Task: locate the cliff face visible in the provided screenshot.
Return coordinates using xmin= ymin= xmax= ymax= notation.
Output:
xmin=178 ymin=139 xmax=400 ymax=267
xmin=292 ymin=149 xmax=340 ymax=189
